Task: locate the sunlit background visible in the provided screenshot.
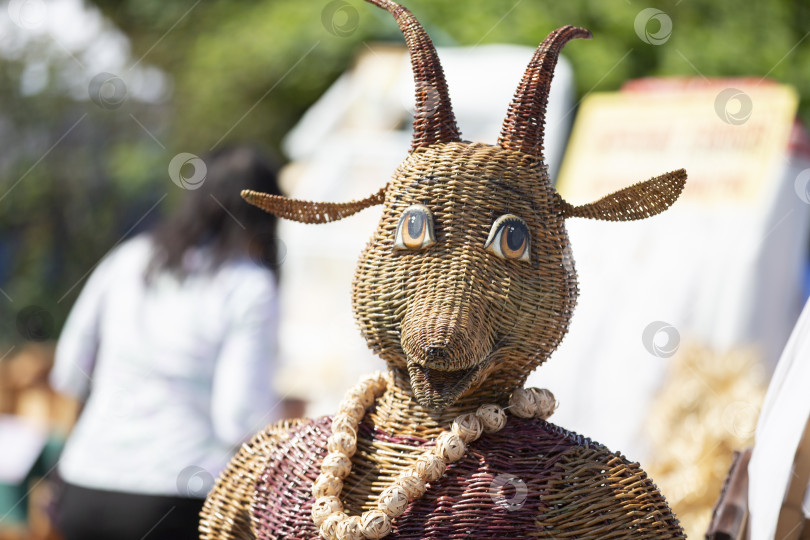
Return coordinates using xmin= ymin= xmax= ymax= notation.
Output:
xmin=2 ymin=0 xmax=810 ymax=538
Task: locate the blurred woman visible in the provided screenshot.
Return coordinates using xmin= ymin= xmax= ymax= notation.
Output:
xmin=51 ymin=146 xmax=284 ymax=540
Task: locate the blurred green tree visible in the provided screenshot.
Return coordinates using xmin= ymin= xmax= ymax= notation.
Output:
xmin=92 ymin=0 xmax=810 ymax=152
xmin=1 ymin=0 xmax=808 ymax=346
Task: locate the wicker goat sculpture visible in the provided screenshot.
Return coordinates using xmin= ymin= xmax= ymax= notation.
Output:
xmin=200 ymin=1 xmax=687 ymax=538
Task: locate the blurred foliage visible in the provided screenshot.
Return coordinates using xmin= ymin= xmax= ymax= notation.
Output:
xmin=91 ymin=0 xmax=810 ymax=152
xmin=1 ymin=0 xmax=809 ymax=345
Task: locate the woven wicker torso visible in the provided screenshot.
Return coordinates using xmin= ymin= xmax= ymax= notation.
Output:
xmin=199 ymin=2 xmax=690 ymax=537
xmin=248 ymin=415 xmax=683 ymax=538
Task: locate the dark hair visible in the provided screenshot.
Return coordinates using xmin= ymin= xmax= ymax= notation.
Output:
xmin=147 ymin=145 xmax=282 ymax=281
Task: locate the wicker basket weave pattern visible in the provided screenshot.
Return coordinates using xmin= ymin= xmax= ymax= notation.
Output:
xmin=248 ymin=415 xmax=683 ymax=538
xmin=198 ymin=420 xmax=305 ymax=540
xmin=201 ymin=378 xmax=686 ymax=538
xmin=200 ymin=0 xmax=688 ymax=536
xmin=351 ymin=142 xmax=578 ymax=410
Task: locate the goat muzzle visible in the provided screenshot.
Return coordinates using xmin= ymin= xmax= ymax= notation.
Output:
xmin=400 ymin=296 xmax=494 ymax=410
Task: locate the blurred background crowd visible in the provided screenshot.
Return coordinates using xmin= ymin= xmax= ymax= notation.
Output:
xmin=1 ymin=0 xmax=810 ymax=538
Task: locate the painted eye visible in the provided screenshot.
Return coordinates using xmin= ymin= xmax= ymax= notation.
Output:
xmin=484 ymin=214 xmax=530 ymax=261
xmin=394 ymin=204 xmax=436 ymax=251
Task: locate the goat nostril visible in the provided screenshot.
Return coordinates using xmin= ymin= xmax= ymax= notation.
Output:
xmin=424 ymin=345 xmax=449 ymax=359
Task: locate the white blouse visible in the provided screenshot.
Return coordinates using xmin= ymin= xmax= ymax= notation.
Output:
xmin=51 ymin=235 xmax=281 ymax=497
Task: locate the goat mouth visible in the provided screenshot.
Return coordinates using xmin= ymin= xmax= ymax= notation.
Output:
xmin=406 ymin=359 xmax=488 ymax=411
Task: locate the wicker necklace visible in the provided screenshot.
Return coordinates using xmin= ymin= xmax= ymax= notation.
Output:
xmin=311 ymin=372 xmax=557 ymax=539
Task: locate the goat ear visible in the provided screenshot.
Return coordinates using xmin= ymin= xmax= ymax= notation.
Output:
xmin=559 ymin=169 xmax=686 ymax=221
xmin=242 ymin=186 xmax=386 ymax=224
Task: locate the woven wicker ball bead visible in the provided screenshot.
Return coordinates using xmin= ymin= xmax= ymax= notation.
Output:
xmin=377 ymin=484 xmax=409 ymax=517
xmin=359 ymin=373 xmax=385 ymax=397
xmin=434 ymin=431 xmax=465 ymax=463
xmin=347 ymin=385 xmax=375 ymax=409
xmin=321 ymin=452 xmax=353 ymax=479
xmin=338 ymin=398 xmax=366 ymax=422
xmin=508 ymin=388 xmax=537 ymax=418
xmin=394 ymin=472 xmax=426 ymax=499
xmin=360 ymin=509 xmax=392 ymax=539
xmin=319 ymin=512 xmax=347 ymax=539
xmin=476 ymin=403 xmax=507 ymax=433
xmin=451 ymin=412 xmax=484 ymax=443
xmin=335 ymin=515 xmax=363 ymax=540
xmin=331 ymin=413 xmax=358 ymax=436
xmin=311 ymin=495 xmax=343 ymax=526
xmin=312 ymin=473 xmax=343 ymax=498
xmin=529 ymin=388 xmax=557 ymax=420
xmin=366 ymin=372 xmax=387 ymax=395
xmin=327 ymin=431 xmax=357 ymax=457
xmin=414 ymin=451 xmax=446 ymax=482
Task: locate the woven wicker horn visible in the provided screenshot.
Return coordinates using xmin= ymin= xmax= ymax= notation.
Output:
xmin=559 ymin=168 xmax=687 ymax=221
xmin=499 ymin=25 xmax=592 ymax=157
xmin=242 ymin=187 xmax=386 ymax=224
xmin=365 ymin=0 xmax=461 ymax=151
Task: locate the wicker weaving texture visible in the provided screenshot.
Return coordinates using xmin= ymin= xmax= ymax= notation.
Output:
xmin=199 ymin=420 xmax=304 ymax=540
xmin=498 ymin=26 xmax=592 ymax=157
xmin=241 ymin=188 xmax=387 ymax=225
xmin=533 ymin=446 xmax=682 ymax=539
xmin=365 ymin=0 xmax=460 ymax=151
xmin=203 ymin=0 xmax=690 ymax=536
xmin=352 ymin=142 xmax=577 ymax=410
xmin=249 ymin=414 xmax=682 ymax=538
xmin=559 ymin=169 xmax=687 ymax=221
xmin=201 ymin=379 xmax=685 ymax=538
